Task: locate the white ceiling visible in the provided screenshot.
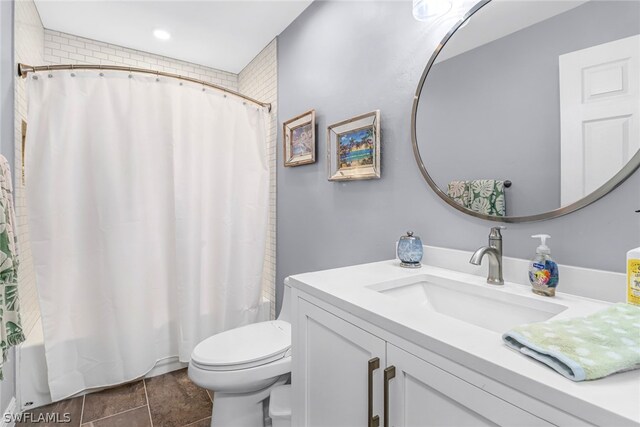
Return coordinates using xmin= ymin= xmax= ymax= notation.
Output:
xmin=437 ymin=0 xmax=589 ymax=62
xmin=34 ymin=0 xmax=313 ymax=74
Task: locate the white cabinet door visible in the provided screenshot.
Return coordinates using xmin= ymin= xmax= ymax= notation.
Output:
xmin=559 ymin=34 xmax=640 ymax=205
xmin=293 ymin=298 xmax=386 ymax=427
xmin=386 ymin=344 xmax=552 ymax=427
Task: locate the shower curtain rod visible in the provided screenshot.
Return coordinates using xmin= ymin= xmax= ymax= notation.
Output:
xmin=17 ymin=63 xmax=272 ymax=112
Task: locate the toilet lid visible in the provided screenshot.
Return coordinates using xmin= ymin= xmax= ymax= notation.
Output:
xmin=191 ymin=320 xmax=291 ymax=370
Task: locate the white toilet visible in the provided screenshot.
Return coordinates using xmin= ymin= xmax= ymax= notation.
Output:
xmin=188 ymin=281 xmax=292 ymax=427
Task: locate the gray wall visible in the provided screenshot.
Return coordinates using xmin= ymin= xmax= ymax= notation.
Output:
xmin=276 ymin=0 xmax=640 ymax=311
xmin=0 ymin=0 xmax=16 ymax=414
xmin=420 ymin=1 xmax=640 ymax=216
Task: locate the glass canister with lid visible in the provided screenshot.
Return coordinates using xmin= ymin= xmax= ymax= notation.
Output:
xmin=397 ymin=231 xmax=423 ymax=268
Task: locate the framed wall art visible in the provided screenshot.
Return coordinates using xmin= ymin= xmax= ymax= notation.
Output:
xmin=327 ymin=110 xmax=380 ymax=181
xmin=283 ymin=109 xmax=316 ymax=167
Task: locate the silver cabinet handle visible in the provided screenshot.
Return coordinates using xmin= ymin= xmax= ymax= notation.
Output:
xmin=383 ymin=366 xmax=396 ymax=427
xmin=368 ymin=357 xmax=380 ymax=427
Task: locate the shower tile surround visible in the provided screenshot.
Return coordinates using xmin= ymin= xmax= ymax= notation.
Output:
xmin=42 ymin=30 xmax=238 ymax=90
xmin=238 ymin=39 xmax=278 ymax=319
xmin=14 ymin=0 xmax=45 ymax=339
xmin=14 ymin=1 xmax=278 ymax=337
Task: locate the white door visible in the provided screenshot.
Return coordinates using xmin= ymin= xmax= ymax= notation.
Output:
xmin=386 ymin=344 xmax=551 ymax=427
xmin=559 ymin=34 xmax=640 ymax=205
xmin=293 ymin=298 xmax=386 ymax=427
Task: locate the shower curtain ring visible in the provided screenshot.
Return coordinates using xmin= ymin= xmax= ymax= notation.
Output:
xmin=156 ymin=70 xmax=160 ymax=82
xmin=47 ymin=65 xmax=52 ymax=78
xmin=70 ymin=64 xmax=75 ymax=77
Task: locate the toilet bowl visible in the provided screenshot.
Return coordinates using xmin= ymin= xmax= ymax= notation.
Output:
xmin=188 ymin=281 xmax=292 ymax=427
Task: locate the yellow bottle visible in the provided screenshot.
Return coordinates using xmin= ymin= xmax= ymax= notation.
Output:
xmin=628 ymin=247 xmax=640 ymax=306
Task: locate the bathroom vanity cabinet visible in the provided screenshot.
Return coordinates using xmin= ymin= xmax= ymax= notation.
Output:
xmin=287 ymin=255 xmax=640 ymax=427
xmin=292 ymin=294 xmax=560 ymax=426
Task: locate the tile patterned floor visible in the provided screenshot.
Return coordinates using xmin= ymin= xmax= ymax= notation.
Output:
xmin=17 ymin=369 xmax=213 ymax=427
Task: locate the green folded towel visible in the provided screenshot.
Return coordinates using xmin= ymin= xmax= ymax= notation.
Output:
xmin=446 ymin=179 xmax=506 ymax=216
xmin=503 ymin=303 xmax=640 ymax=381
xmin=446 ymin=181 xmax=469 ymax=208
xmin=468 ymin=179 xmax=506 ymax=216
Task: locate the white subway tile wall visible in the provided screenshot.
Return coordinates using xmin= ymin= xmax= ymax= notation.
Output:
xmin=15 ymin=0 xmax=45 ymax=336
xmin=15 ymin=3 xmax=278 ymax=333
xmin=43 ymin=30 xmax=239 ymax=91
xmin=238 ymin=39 xmax=278 ymax=320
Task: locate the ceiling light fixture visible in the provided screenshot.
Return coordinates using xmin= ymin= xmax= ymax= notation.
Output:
xmin=412 ymin=0 xmax=452 ymax=21
xmin=153 ymin=29 xmax=171 ymax=40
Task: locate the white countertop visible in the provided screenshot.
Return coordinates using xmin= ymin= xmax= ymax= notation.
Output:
xmin=288 ymin=260 xmax=640 ymax=426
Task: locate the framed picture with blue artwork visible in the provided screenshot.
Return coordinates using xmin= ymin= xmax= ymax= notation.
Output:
xmin=283 ymin=110 xmax=315 ymax=167
xmin=327 ymin=110 xmax=380 ymax=181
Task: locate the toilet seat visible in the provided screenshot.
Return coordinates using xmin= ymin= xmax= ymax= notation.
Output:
xmin=191 ymin=320 xmax=291 ymax=371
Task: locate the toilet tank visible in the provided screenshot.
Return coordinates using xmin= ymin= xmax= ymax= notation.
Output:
xmin=277 ymin=279 xmax=292 ymax=322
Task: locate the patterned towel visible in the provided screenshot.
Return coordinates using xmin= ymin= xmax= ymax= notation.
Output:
xmin=0 ymin=156 xmax=24 ymax=379
xmin=503 ymin=303 xmax=640 ymax=381
xmin=446 ymin=181 xmax=469 ymax=208
xmin=446 ymin=179 xmax=506 ymax=216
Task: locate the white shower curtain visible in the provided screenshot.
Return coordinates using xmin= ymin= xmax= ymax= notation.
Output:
xmin=25 ymin=70 xmax=268 ymax=400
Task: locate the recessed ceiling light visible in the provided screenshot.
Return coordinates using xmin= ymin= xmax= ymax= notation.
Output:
xmin=153 ymin=29 xmax=171 ymax=40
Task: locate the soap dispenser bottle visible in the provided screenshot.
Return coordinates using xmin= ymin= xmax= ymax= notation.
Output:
xmin=628 ymin=245 xmax=640 ymax=306
xmin=528 ymin=234 xmax=559 ymax=297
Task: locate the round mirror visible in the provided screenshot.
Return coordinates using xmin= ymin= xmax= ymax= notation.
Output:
xmin=412 ymin=0 xmax=640 ymax=222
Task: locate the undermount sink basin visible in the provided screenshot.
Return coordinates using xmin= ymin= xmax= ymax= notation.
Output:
xmin=370 ymin=275 xmax=567 ymax=333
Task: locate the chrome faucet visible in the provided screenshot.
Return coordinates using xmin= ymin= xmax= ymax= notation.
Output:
xmin=469 ymin=227 xmax=505 ymax=285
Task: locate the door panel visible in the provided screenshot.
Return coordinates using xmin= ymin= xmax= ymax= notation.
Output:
xmin=294 ymin=298 xmax=386 ymax=427
xmin=583 ymin=116 xmax=631 ymax=193
xmin=387 ymin=344 xmax=551 ymax=427
xmin=559 ymin=34 xmax=640 ymax=205
xmin=402 ymin=374 xmax=497 ymax=427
